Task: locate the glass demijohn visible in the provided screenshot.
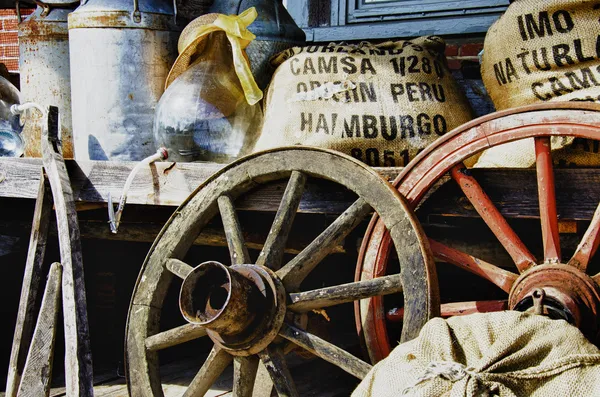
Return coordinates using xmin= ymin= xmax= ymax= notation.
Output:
xmin=153 ymin=31 xmax=263 ymax=163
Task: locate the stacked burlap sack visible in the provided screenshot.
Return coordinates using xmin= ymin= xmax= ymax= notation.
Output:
xmin=477 ymin=0 xmax=600 ymax=167
xmin=255 ymin=37 xmax=474 ymax=167
xmin=353 ymin=311 xmax=600 ymax=397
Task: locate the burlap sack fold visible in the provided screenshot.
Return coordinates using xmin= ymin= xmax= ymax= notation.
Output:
xmin=478 ymin=0 xmax=600 ymax=168
xmin=255 ymin=37 xmax=474 ymax=167
xmin=353 ymin=311 xmax=600 ymax=397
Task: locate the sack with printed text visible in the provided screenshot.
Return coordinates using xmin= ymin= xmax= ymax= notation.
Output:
xmin=254 ymin=37 xmax=474 ymax=167
xmin=478 ymin=0 xmax=600 ymax=168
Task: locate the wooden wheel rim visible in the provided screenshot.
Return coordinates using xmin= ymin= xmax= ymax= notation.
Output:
xmin=356 ymin=103 xmax=600 ymax=363
xmin=125 ymin=147 xmax=438 ymax=396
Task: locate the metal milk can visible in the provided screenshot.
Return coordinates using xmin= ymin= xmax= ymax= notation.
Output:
xmin=20 ymin=5 xmax=77 ymax=158
xmin=68 ymin=0 xmax=179 ymax=161
xmin=209 ymin=0 xmax=305 ymax=90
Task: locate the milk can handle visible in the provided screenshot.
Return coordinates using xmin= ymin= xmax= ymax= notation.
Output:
xmin=16 ymin=0 xmax=22 ymax=23
xmin=132 ymin=0 xmax=141 ymax=23
xmin=130 ymin=0 xmax=177 ymax=23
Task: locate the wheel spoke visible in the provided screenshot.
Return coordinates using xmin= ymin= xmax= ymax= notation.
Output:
xmin=145 ymin=324 xmax=207 ymax=352
xmin=386 ymin=300 xmax=508 ymax=322
xmin=535 ymin=137 xmax=561 ymax=263
xmin=256 ymin=171 xmax=307 ymax=270
xmin=258 ymin=346 xmax=299 ymax=397
xmin=451 ymin=163 xmax=536 ymax=272
xmin=288 ymin=274 xmax=402 ymax=313
xmin=429 ymin=239 xmax=517 ymax=293
xmin=218 ymin=195 xmax=251 ymax=265
xmin=279 ymin=323 xmax=372 ymax=379
xmin=277 ymin=198 xmax=372 ymax=290
xmin=233 ymin=356 xmax=259 ymax=397
xmin=568 ymin=203 xmax=600 ymax=271
xmin=252 ymin=362 xmax=275 ymax=397
xmin=166 ymin=258 xmax=193 ymax=279
xmin=183 ymin=346 xmax=232 ymax=397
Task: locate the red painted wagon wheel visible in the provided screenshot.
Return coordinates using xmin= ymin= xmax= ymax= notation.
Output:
xmin=356 ymin=102 xmax=600 ymax=363
xmin=125 ymin=147 xmax=438 ymax=396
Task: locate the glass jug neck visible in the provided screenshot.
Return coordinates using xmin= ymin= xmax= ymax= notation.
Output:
xmin=189 ymin=31 xmax=232 ymax=68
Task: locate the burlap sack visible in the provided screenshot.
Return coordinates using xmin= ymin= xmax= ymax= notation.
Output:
xmin=254 ymin=37 xmax=474 ymax=167
xmin=478 ymin=0 xmax=600 ymax=168
xmin=352 ymin=311 xmax=600 ymax=397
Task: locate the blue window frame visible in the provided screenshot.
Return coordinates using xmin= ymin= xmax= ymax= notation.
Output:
xmin=286 ymin=0 xmax=510 ymax=41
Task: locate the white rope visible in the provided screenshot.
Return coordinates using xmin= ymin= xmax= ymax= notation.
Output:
xmin=402 ymin=361 xmax=481 ymax=395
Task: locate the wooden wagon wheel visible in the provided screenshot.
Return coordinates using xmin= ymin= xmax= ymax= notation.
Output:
xmin=125 ymin=147 xmax=438 ymax=396
xmin=356 ymin=103 xmax=600 ymax=363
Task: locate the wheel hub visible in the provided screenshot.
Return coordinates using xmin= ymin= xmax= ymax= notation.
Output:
xmin=509 ymin=264 xmax=600 ymax=339
xmin=179 ymin=261 xmax=286 ymax=356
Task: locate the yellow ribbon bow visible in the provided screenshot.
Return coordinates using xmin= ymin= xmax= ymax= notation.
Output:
xmin=174 ymin=7 xmax=263 ymax=105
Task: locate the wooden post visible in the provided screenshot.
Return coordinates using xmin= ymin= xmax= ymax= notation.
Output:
xmin=41 ymin=106 xmax=94 ymax=396
xmin=5 ymin=172 xmax=52 ymax=397
xmin=17 ymin=263 xmax=63 ymax=397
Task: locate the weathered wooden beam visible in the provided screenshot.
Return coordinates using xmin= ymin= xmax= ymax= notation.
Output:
xmin=0 ymin=157 xmax=398 ymax=212
xmin=420 ymin=168 xmax=600 ymax=221
xmin=17 ymin=262 xmax=62 ymax=397
xmin=0 ymin=218 xmax=349 ymax=256
xmin=41 ymin=107 xmax=93 ymax=396
xmin=2 ymin=159 xmax=600 ymax=221
xmin=5 ymin=173 xmax=52 ymax=397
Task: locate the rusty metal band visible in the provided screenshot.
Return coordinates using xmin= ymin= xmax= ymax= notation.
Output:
xmin=68 ymin=10 xmax=180 ymax=31
xmin=19 ymin=19 xmax=69 ymax=38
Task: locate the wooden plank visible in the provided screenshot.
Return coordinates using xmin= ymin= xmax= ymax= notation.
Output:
xmin=17 ymin=263 xmax=62 ymax=397
xmin=3 ymin=159 xmax=600 ymax=221
xmin=0 ymin=214 xmax=348 ymax=256
xmin=0 ymin=158 xmax=221 ymax=205
xmin=5 ymin=172 xmax=52 ymax=397
xmin=41 ymin=107 xmax=93 ymax=396
xmin=0 ymin=158 xmax=398 ymax=212
xmin=420 ymin=169 xmax=600 ymax=221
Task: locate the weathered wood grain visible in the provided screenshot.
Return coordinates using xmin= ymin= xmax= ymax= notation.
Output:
xmin=165 ymin=258 xmax=193 ymax=280
xmin=17 ymin=263 xmax=62 ymax=397
xmin=256 ymin=171 xmax=306 ymax=270
xmin=218 ymin=195 xmax=251 ymax=265
xmin=232 ymin=356 xmax=259 ymax=397
xmin=287 ymin=274 xmax=403 ymax=313
xmin=145 ymin=324 xmax=207 ymax=352
xmin=279 ymin=323 xmax=372 ymax=379
xmin=258 ymin=346 xmax=298 ymax=397
xmin=0 ymin=217 xmax=348 ymax=256
xmin=420 ymin=168 xmax=600 ymax=221
xmin=5 ymin=173 xmax=52 ymax=397
xmin=182 ymin=346 xmax=232 ymax=397
xmin=252 ymin=362 xmax=275 ymax=397
xmin=277 ymin=198 xmax=372 ymax=290
xmin=0 ymin=157 xmax=397 ymax=212
xmin=41 ymin=107 xmax=93 ymax=396
xmin=4 ymin=158 xmax=600 ymax=220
